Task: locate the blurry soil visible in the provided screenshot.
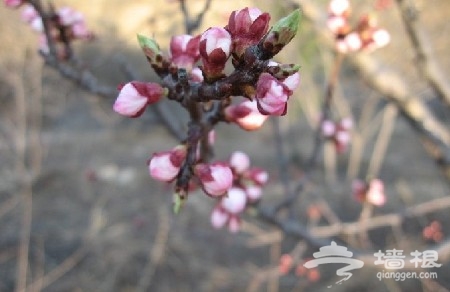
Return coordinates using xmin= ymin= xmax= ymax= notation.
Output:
xmin=0 ymin=0 xmax=449 ymax=291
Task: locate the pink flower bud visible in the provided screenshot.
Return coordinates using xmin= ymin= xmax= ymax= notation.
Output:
xmin=21 ymin=4 xmax=39 ymax=23
xmin=208 ymin=130 xmax=216 ymax=145
xmin=352 ymin=179 xmax=386 ymax=206
xmin=226 ymin=7 xmax=270 ymax=56
xmin=246 ymin=185 xmax=262 ymax=202
xmin=190 ymin=67 xmax=204 ymax=82
xmin=328 ymin=0 xmax=350 ymax=16
xmin=339 ymin=117 xmax=353 ymax=131
xmin=57 ymin=6 xmax=84 ymax=26
xmin=321 ymin=120 xmax=336 ymax=137
xmin=169 ymin=34 xmax=200 ymax=69
xmin=344 ymin=32 xmax=362 ymax=52
xmin=4 ymin=0 xmax=23 ymax=8
xmin=113 ymin=81 xmax=164 ymax=118
xmin=72 ymin=22 xmax=93 ymax=40
xmin=247 ymin=168 xmax=269 ymax=185
xmin=352 ymin=179 xmax=367 ymax=202
xmin=230 ymin=151 xmax=250 ymax=174
xmin=30 ymin=17 xmax=44 ymax=32
xmin=367 ymin=179 xmax=386 ymax=206
xmin=255 ymin=73 xmax=300 ymax=116
xmin=195 ymin=163 xmax=233 ymax=197
xmin=148 ymin=145 xmax=187 ymax=182
xmin=211 ymin=206 xmax=229 ymax=229
xmin=334 ymin=131 xmax=351 ymax=153
xmin=327 ymin=16 xmax=347 ymax=34
xmin=224 ymin=100 xmax=268 ymax=131
xmin=371 ymin=29 xmax=390 ymax=49
xmin=221 ymin=188 xmax=247 ymax=214
xmin=199 ymin=27 xmax=232 ymax=77
xmin=228 ymin=216 xmax=241 ymax=233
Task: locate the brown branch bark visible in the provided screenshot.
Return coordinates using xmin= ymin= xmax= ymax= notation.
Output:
xmin=292 ymin=0 xmax=450 ymax=179
xmin=395 ymin=0 xmax=450 ymax=107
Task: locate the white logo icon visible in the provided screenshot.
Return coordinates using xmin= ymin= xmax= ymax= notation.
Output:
xmin=303 ymin=241 xmax=364 ymax=287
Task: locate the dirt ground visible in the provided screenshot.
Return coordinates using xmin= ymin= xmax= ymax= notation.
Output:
xmin=1 ymin=0 xmax=450 ymax=291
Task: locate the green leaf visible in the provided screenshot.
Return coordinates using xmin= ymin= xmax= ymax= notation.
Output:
xmin=272 ymin=9 xmax=301 ymax=35
xmin=173 ymin=193 xmax=186 ymax=214
xmin=137 ymin=34 xmax=161 ymax=62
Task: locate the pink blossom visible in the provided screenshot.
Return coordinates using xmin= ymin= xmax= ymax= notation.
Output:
xmin=352 ymin=179 xmax=386 ymax=206
xmin=190 ymin=67 xmax=204 ymax=82
xmin=245 ymin=185 xmax=262 ymax=202
xmin=221 ymin=188 xmax=247 ymax=214
xmin=230 ymin=151 xmax=250 ymax=174
xmin=321 ymin=120 xmax=336 ymax=137
xmin=169 ymin=34 xmax=200 ymax=69
xmin=72 ymin=22 xmax=93 ymax=39
xmin=366 ymin=179 xmax=386 ymax=206
xmin=113 ymin=81 xmax=164 ymax=118
xmin=326 ymin=16 xmax=347 ymax=34
xmin=21 ymin=5 xmax=44 ymax=32
xmin=328 ymin=0 xmax=350 ymax=16
xmin=4 ymin=0 xmax=23 ymax=8
xmin=211 ymin=206 xmax=229 ymax=229
xmin=195 ymin=163 xmax=233 ymax=197
xmin=224 ymin=100 xmax=268 ymax=131
xmin=228 ymin=216 xmax=241 ymax=233
xmin=255 ymin=73 xmax=300 ymax=116
xmin=148 ymin=145 xmax=187 ymax=182
xmin=247 ymin=168 xmax=269 ymax=185
xmin=21 ymin=4 xmax=39 ymax=23
xmin=57 ymin=6 xmax=84 ymax=26
xmin=371 ymin=29 xmax=390 ymax=49
xmin=226 ymin=7 xmax=270 ymax=56
xmin=339 ymin=117 xmax=353 ymax=130
xmin=344 ymin=32 xmax=362 ymax=51
xmin=199 ymin=27 xmax=232 ymax=77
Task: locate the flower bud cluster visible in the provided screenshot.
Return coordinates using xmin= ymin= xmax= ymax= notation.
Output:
xmin=113 ymin=7 xmax=300 ymax=222
xmin=352 ymin=178 xmax=386 ymax=206
xmin=327 ymin=0 xmax=390 ymax=53
xmin=321 ymin=117 xmax=353 ymax=153
xmin=210 ymin=151 xmax=268 ymax=232
xmin=11 ymin=3 xmax=93 ymax=59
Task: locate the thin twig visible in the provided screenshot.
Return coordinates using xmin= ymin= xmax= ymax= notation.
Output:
xmin=395 ymin=0 xmax=450 ymax=107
